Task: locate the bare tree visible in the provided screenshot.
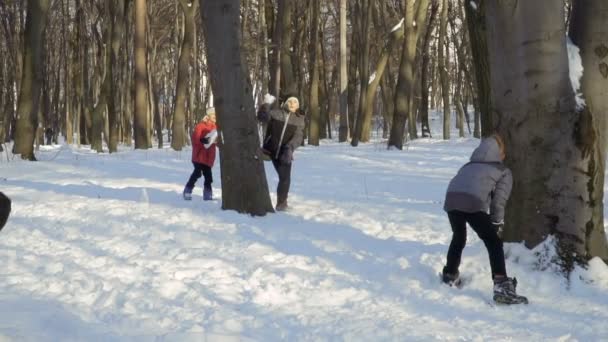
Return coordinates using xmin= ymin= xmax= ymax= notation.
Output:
xmin=200 ymin=0 xmax=274 ymax=216
xmin=14 ymin=0 xmax=50 ymax=160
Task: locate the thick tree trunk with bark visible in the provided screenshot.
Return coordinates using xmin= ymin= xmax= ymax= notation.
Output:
xmin=568 ymin=0 xmax=608 ymax=261
xmin=485 ymin=0 xmax=608 ymax=271
xmin=200 ymin=0 xmax=274 ymax=216
xmin=14 ymin=0 xmax=50 ymax=160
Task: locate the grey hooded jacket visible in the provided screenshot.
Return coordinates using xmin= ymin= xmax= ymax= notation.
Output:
xmin=443 ymin=137 xmax=512 ymax=223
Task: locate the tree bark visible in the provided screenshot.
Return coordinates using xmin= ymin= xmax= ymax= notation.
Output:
xmin=485 ymin=0 xmax=608 ymax=272
xmin=14 ymin=0 xmax=50 ymax=160
xmin=200 ymin=0 xmax=274 ymax=216
xmin=439 ymin=0 xmax=450 ymax=140
xmin=338 ymin=0 xmax=349 ymax=142
xmin=308 ymin=0 xmax=321 ymax=146
xmin=388 ymin=0 xmax=431 ymax=149
xmin=351 ymin=0 xmax=373 ymax=147
xmin=420 ymin=1 xmax=439 ymax=138
xmin=465 ymin=0 xmax=492 ymax=137
xmin=568 ymin=0 xmax=608 ymax=261
xmin=134 ymin=0 xmax=148 ymax=149
xmin=171 ymin=0 xmax=196 ymax=151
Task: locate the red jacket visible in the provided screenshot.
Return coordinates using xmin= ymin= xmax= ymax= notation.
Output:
xmin=191 ymin=120 xmax=217 ymax=166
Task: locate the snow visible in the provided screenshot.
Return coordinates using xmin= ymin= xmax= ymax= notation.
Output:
xmin=390 ymin=18 xmax=404 ymax=33
xmin=566 ymin=37 xmax=586 ymax=110
xmin=0 ymin=116 xmax=607 ymax=340
xmin=263 ymin=93 xmax=276 ymax=105
xmin=469 ymin=1 xmax=478 ymax=11
xmin=368 ymin=72 xmax=376 ymax=85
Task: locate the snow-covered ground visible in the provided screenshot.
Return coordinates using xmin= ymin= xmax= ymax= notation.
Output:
xmin=0 ymin=132 xmax=607 ymax=341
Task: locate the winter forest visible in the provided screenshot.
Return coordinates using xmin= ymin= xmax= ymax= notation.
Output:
xmin=0 ymin=0 xmax=607 ymax=340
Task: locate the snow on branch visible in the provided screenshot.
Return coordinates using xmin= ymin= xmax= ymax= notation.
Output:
xmin=391 ymin=18 xmax=404 ymax=33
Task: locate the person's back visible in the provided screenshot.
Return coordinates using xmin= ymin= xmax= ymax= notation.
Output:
xmin=441 ymin=134 xmax=527 ymax=305
xmin=444 ymin=137 xmax=511 ymax=224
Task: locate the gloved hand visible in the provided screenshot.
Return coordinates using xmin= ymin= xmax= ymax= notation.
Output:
xmin=200 ymin=136 xmax=209 ymax=145
xmin=492 ymin=222 xmax=504 ymax=239
xmin=279 ymin=145 xmax=293 ymax=164
xmin=257 ymin=104 xmax=270 ymax=122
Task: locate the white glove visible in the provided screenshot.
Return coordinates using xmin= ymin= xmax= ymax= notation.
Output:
xmin=204 ymin=129 xmax=218 ymax=149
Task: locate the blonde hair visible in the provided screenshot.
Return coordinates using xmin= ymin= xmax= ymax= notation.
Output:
xmin=493 ymin=133 xmax=505 ymax=155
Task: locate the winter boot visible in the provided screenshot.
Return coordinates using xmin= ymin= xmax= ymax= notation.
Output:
xmin=493 ymin=277 xmax=528 ymax=304
xmin=441 ymin=266 xmax=460 ymax=287
xmin=203 ymin=186 xmax=213 ymax=201
xmin=183 ymin=186 xmax=193 ymax=200
xmin=275 ymin=200 xmax=288 ymax=212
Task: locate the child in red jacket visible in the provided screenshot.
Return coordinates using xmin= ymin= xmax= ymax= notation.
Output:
xmin=183 ymin=107 xmax=218 ymax=201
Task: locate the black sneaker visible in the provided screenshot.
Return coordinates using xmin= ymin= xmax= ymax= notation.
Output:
xmin=493 ymin=277 xmax=528 ymax=304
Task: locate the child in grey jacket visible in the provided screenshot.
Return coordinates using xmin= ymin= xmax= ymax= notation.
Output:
xmin=442 ymin=134 xmax=528 ymax=305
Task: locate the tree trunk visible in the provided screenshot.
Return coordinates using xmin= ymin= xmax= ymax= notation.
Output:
xmin=485 ymin=0 xmax=608 ymax=273
xmin=388 ymin=0 xmax=431 ymax=149
xmin=134 ymin=0 xmax=148 ymax=149
xmin=351 ymin=0 xmax=372 ymax=147
xmin=356 ymin=16 xmax=405 ymax=145
xmin=14 ymin=0 xmax=50 ymax=160
xmin=108 ymin=0 xmax=126 ymax=152
xmin=420 ymin=1 xmax=439 ymax=138
xmin=271 ymin=0 xmax=296 ymax=96
xmin=171 ymin=0 xmax=196 ymax=151
xmin=465 ymin=0 xmax=492 ymax=137
xmin=568 ymin=0 xmax=608 ymax=261
xmin=200 ymin=0 xmax=274 ymax=216
xmin=439 ymin=0 xmax=450 ymax=140
xmin=338 ymin=0 xmax=349 ymax=142
xmin=308 ymin=0 xmax=321 ymax=146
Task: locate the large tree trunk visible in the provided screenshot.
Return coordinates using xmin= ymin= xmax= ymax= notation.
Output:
xmin=568 ymin=0 xmax=608 ymax=261
xmin=133 ymin=0 xmax=148 ymax=149
xmin=200 ymin=0 xmax=274 ymax=216
xmin=171 ymin=0 xmax=196 ymax=151
xmin=485 ymin=0 xmax=608 ymax=273
xmin=14 ymin=0 xmax=50 ymax=160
